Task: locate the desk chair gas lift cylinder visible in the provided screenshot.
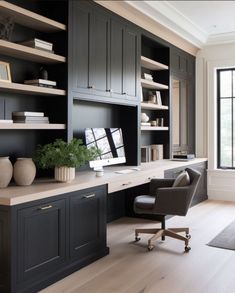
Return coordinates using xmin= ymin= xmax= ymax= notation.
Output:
xmin=134 ymin=168 xmax=201 ymax=252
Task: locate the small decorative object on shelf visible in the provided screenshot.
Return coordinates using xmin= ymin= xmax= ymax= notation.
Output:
xmin=148 ymin=91 xmax=157 ymax=104
xmin=151 ymin=145 xmax=163 ymax=160
xmin=34 ymin=138 xmax=100 ymax=183
xmin=39 ymin=66 xmax=48 ymax=80
xmin=141 ymin=112 xmax=149 ymax=123
xmin=0 ymin=156 xmax=13 ymax=188
xmin=0 ymin=15 xmax=14 ymax=41
xmin=144 ymin=73 xmax=153 ymax=81
xmin=13 ymin=158 xmax=36 ymax=186
xmin=0 ymin=61 xmax=11 ymax=82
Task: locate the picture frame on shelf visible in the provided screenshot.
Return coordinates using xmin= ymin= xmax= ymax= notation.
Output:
xmin=0 ymin=61 xmax=11 ymax=82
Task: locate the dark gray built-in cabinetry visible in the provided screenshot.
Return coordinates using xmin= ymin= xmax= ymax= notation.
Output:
xmin=0 ymin=185 xmax=108 ymax=293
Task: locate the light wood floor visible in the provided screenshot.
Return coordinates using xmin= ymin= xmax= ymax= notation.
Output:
xmin=41 ymin=200 xmax=235 ymax=293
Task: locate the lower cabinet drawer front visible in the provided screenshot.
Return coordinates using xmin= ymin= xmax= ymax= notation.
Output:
xmin=69 ymin=185 xmax=107 ymax=260
xmin=17 ymin=199 xmax=66 ymax=283
xmin=108 ymin=170 xmax=164 ymax=193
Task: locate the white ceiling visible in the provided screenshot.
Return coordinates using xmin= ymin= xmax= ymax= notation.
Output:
xmin=126 ymin=1 xmax=235 ymax=47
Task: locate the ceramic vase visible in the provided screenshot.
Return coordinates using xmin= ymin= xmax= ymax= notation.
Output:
xmin=141 ymin=113 xmax=149 ymax=123
xmin=0 ymin=157 xmax=13 ymax=188
xmin=13 ymin=158 xmax=36 ymax=186
xmin=55 ymin=166 xmax=75 ymax=183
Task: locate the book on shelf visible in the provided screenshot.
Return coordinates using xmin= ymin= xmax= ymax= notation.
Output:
xmin=13 ymin=116 xmax=49 ymax=122
xmin=20 ymin=38 xmax=53 ymax=51
xmin=141 ymin=145 xmax=151 ymax=163
xmin=0 ymin=119 xmax=13 ymax=123
xmin=13 ymin=120 xmax=49 ymax=124
xmin=156 ymin=91 xmax=162 ymax=105
xmin=24 ymin=79 xmax=57 ymax=87
xmin=141 ymin=122 xmax=151 ymax=126
xmin=173 ymin=154 xmax=195 ymax=160
xmin=12 ymin=111 xmax=44 ymax=117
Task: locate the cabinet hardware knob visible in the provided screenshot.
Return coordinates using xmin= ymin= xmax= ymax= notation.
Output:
xmin=83 ymin=193 xmax=96 ymax=199
xmin=122 ymin=182 xmax=132 ymax=186
xmin=106 ymin=89 xmax=113 ymax=92
xmin=122 ymin=92 xmax=126 ymax=95
xmin=88 ymin=85 xmax=95 ymax=89
xmin=39 ymin=205 xmax=53 ymax=210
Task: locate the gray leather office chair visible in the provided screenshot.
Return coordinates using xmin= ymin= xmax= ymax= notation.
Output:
xmin=134 ymin=168 xmax=201 ymax=252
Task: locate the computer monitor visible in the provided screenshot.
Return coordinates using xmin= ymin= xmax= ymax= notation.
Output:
xmin=85 ymin=128 xmax=126 ymax=170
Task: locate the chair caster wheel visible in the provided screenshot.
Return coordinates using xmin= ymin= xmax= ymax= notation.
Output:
xmin=135 ymin=236 xmax=141 ymax=242
xmin=186 ymin=234 xmax=191 ymax=239
xmin=185 ymin=246 xmax=191 ymax=253
xmin=148 ymin=245 xmax=154 ymax=251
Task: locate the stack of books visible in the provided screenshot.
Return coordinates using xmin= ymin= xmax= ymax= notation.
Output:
xmin=20 ymin=38 xmax=54 ymax=53
xmin=24 ymin=79 xmax=57 ymax=88
xmin=12 ymin=112 xmax=49 ymax=124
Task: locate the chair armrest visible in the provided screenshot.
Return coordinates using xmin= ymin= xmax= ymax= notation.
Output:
xmin=150 ymin=178 xmax=175 ymax=196
xmin=153 ymin=187 xmax=191 ymax=216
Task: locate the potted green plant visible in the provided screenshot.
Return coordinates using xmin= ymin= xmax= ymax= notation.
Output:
xmin=34 ymin=138 xmax=100 ymax=182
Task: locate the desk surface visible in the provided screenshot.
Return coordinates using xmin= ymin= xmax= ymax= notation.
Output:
xmin=0 ymin=158 xmax=207 ymax=206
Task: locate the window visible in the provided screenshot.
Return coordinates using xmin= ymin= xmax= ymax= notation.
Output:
xmin=217 ymin=68 xmax=235 ymax=168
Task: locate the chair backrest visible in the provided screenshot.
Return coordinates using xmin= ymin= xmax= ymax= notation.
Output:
xmin=153 ymin=167 xmax=201 ymax=216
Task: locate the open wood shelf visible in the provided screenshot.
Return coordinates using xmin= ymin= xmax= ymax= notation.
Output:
xmin=0 ymin=40 xmax=66 ymax=64
xmin=141 ymin=79 xmax=169 ymax=90
xmin=0 ymin=1 xmax=66 ymax=32
xmin=141 ymin=102 xmax=168 ymax=110
xmin=141 ymin=126 xmax=169 ymax=131
xmin=0 ymin=123 xmax=66 ymax=130
xmin=141 ymin=56 xmax=169 ymax=71
xmin=0 ymin=81 xmax=66 ymax=96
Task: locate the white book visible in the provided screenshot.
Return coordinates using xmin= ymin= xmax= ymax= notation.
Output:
xmin=12 ymin=111 xmax=44 ymax=117
xmin=24 ymin=79 xmax=57 ymax=86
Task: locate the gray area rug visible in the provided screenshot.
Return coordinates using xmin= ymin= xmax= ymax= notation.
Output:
xmin=208 ymin=219 xmax=235 ymax=250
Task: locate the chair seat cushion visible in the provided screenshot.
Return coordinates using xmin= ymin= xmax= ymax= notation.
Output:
xmin=173 ymin=170 xmax=190 ymax=187
xmin=134 ymin=195 xmax=155 ymax=210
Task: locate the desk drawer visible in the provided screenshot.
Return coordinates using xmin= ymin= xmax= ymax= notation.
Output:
xmin=108 ymin=170 xmax=163 ymax=193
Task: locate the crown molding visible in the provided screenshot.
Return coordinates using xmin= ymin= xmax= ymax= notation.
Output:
xmin=126 ymin=1 xmax=207 ymax=47
xmin=206 ymin=31 xmax=235 ymax=46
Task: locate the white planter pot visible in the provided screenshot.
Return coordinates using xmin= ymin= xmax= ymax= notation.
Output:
xmin=54 ymin=167 xmax=75 ymax=183
xmin=0 ymin=157 xmax=13 ymax=188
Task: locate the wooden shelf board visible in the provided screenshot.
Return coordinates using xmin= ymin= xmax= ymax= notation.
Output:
xmin=141 ymin=56 xmax=169 ymax=71
xmin=0 ymin=123 xmax=66 ymax=130
xmin=0 ymin=40 xmax=66 ymax=64
xmin=0 ymin=81 xmax=66 ymax=96
xmin=141 ymin=79 xmax=169 ymax=90
xmin=141 ymin=126 xmax=169 ymax=131
xmin=141 ymin=102 xmax=168 ymax=110
xmin=0 ymin=1 xmax=66 ymax=32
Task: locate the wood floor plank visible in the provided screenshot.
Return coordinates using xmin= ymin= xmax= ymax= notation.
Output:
xmin=40 ymin=200 xmax=235 ymax=293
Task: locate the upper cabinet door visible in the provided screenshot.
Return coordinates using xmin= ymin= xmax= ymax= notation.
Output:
xmin=89 ymin=10 xmax=110 ymax=95
xmin=110 ymin=19 xmax=124 ymax=97
xmin=70 ymin=1 xmax=90 ymax=92
xmin=123 ymin=27 xmax=140 ymax=101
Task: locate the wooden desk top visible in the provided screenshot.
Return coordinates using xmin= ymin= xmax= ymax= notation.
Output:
xmin=0 ymin=158 xmax=207 ymax=206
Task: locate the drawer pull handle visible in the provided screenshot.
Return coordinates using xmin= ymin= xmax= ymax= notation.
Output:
xmin=88 ymin=85 xmax=95 ymax=89
xmin=83 ymin=193 xmax=96 ymax=199
xmin=39 ymin=205 xmax=53 ymax=210
xmin=122 ymin=182 xmax=132 ymax=186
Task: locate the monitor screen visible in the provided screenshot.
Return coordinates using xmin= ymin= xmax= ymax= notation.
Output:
xmin=85 ymin=128 xmax=126 ymax=169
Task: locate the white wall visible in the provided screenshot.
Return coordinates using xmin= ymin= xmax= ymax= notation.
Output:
xmin=196 ymin=43 xmax=235 ymax=201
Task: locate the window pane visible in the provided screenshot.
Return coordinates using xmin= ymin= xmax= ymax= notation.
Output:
xmin=220 ymin=71 xmax=232 ymax=98
xmin=220 ymin=98 xmax=232 ymax=167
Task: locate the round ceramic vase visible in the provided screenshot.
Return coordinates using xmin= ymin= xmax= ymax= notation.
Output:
xmin=0 ymin=157 xmax=13 ymax=188
xmin=55 ymin=167 xmax=75 ymax=183
xmin=13 ymin=158 xmax=36 ymax=186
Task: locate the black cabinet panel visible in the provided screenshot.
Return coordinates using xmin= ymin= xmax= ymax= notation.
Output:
xmin=70 ymin=186 xmax=107 ymax=261
xmin=17 ymin=199 xmax=66 ymax=282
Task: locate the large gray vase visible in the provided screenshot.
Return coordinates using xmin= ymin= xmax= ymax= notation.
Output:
xmin=0 ymin=157 xmax=13 ymax=188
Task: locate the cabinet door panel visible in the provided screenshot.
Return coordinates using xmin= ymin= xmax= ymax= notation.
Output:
xmin=110 ymin=19 xmax=124 ymax=96
xmin=89 ymin=11 xmax=109 ymax=94
xmin=181 ymin=79 xmax=188 ymax=150
xmin=124 ymin=28 xmax=139 ymax=100
xmin=70 ymin=186 xmax=106 ymax=260
xmin=17 ymin=199 xmax=66 ymax=282
xmin=71 ymin=1 xmax=90 ymax=91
